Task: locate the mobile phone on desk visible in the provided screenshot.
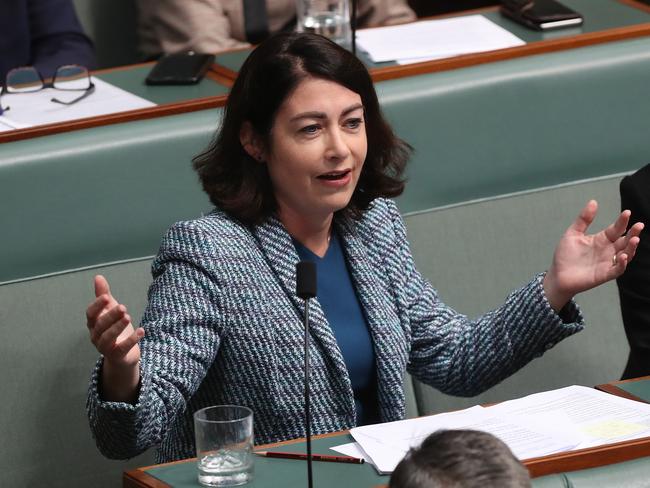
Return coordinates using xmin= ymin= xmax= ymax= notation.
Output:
xmin=500 ymin=0 xmax=583 ymax=31
xmin=145 ymin=51 xmax=215 ymax=85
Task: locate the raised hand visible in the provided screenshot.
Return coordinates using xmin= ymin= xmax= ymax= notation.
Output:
xmin=86 ymin=275 xmax=144 ymax=402
xmin=543 ymin=200 xmax=644 ymax=312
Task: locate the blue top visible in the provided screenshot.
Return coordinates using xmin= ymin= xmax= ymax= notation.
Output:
xmin=294 ymin=231 xmax=380 ymax=426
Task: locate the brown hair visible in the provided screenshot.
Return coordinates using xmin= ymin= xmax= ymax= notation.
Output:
xmin=193 ymin=32 xmax=411 ymax=225
xmin=389 ymin=429 xmax=531 ymax=488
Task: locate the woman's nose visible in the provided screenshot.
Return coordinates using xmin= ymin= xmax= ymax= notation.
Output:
xmin=325 ymin=129 xmax=351 ymax=161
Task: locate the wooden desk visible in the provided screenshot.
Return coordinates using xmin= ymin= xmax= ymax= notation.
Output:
xmin=212 ymin=0 xmax=650 ymax=83
xmin=124 ymin=380 xmax=650 ymax=487
xmin=0 ymin=63 xmax=231 ymax=144
xmin=597 ymin=375 xmax=650 ymax=404
xmin=3 ymin=0 xmax=650 ymax=145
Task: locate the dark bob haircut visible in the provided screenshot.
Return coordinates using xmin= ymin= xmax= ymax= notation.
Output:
xmin=193 ymin=32 xmax=412 ymax=225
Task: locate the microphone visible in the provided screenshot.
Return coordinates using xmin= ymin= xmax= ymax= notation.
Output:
xmin=297 ymin=261 xmax=316 ymax=299
xmin=296 ymin=261 xmax=316 ymax=488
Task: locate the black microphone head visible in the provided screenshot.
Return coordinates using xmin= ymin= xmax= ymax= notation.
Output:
xmin=296 ymin=261 xmax=317 ymax=299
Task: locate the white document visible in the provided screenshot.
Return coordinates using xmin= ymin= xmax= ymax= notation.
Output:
xmin=0 ymin=116 xmax=29 ymax=131
xmin=486 ymin=385 xmax=650 ymax=449
xmin=349 ymin=405 xmax=579 ymax=474
xmin=348 ymin=385 xmax=650 ymax=474
xmin=0 ymin=77 xmax=155 ymax=130
xmin=356 ymin=15 xmax=525 ymax=63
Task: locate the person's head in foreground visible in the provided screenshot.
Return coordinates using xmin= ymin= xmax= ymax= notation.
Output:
xmin=389 ymin=429 xmax=532 ymax=488
xmin=193 ymin=31 xmax=411 ymax=228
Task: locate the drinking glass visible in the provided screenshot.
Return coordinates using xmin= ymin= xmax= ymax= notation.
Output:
xmin=296 ymin=0 xmax=351 ymax=48
xmin=194 ymin=405 xmax=254 ymax=487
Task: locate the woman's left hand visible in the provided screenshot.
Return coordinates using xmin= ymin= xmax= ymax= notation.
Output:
xmin=543 ymin=199 xmax=644 ymax=312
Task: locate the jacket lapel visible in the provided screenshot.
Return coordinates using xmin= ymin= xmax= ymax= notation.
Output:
xmin=251 ymin=215 xmax=355 ymax=415
xmin=336 ymin=216 xmax=407 ymax=422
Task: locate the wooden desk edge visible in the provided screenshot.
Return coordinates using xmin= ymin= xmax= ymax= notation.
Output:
xmin=7 ymin=1 xmax=650 ymax=144
xmin=123 ymin=430 xmax=345 ymax=488
xmin=524 ymin=435 xmax=650 ymax=477
xmin=210 ymin=6 xmax=650 ymax=84
xmin=595 ymin=374 xmax=650 ymax=404
xmin=124 ymin=428 xmax=650 ymax=486
xmin=0 ymin=93 xmax=227 ymax=144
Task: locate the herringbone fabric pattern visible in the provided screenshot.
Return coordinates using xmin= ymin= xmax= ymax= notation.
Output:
xmin=87 ymin=198 xmax=583 ymax=462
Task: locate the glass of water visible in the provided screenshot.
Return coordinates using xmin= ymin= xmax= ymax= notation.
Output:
xmin=194 ymin=405 xmax=254 ymax=487
xmin=296 ymin=0 xmax=351 ymax=49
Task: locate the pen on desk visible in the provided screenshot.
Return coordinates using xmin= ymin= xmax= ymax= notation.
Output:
xmin=254 ymin=451 xmax=365 ymax=464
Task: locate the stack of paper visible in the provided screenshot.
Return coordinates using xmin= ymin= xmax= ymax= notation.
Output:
xmin=356 ymin=15 xmax=525 ymax=65
xmin=333 ymin=386 xmax=650 ymax=474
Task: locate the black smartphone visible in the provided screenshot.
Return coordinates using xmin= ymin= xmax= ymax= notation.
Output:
xmin=500 ymin=0 xmax=583 ymax=31
xmin=145 ymin=51 xmax=215 ymax=85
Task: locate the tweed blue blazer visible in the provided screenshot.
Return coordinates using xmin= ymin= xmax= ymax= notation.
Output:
xmin=87 ymin=198 xmax=583 ymax=462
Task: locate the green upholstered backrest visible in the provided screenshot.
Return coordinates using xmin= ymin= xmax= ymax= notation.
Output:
xmin=0 ymin=261 xmax=155 ymax=487
xmin=405 ymin=174 xmax=629 ymax=414
xmin=0 ymin=110 xmax=216 ymax=284
xmin=381 ymin=36 xmax=650 ymax=214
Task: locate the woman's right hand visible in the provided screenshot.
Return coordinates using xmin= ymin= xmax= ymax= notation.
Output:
xmin=86 ymin=275 xmax=144 ymax=402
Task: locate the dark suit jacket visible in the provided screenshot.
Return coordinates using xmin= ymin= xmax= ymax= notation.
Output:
xmin=618 ymin=164 xmax=650 ymax=379
xmin=0 ymin=0 xmax=96 ymax=82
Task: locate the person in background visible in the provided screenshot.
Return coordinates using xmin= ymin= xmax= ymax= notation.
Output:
xmin=1 ymin=0 xmax=96 ymax=82
xmin=617 ymin=163 xmax=650 ymax=379
xmin=389 ymin=429 xmax=531 ymax=488
xmin=85 ymin=32 xmax=642 ymax=464
xmin=136 ymin=0 xmax=415 ymax=58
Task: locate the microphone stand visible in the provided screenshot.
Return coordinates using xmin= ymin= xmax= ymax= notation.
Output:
xmin=304 ymin=298 xmax=313 ymax=488
xmin=296 ymin=261 xmax=317 ymax=488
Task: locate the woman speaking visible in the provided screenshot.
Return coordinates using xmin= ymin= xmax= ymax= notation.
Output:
xmin=85 ymin=32 xmax=643 ymax=463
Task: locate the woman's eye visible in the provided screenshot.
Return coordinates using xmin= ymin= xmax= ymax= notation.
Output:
xmin=300 ymin=124 xmax=320 ymax=135
xmin=345 ymin=118 xmax=363 ymax=129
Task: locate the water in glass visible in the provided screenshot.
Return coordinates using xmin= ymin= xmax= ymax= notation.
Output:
xmin=198 ymin=449 xmax=253 ymax=487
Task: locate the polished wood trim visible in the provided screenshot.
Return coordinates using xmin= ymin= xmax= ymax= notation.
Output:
xmin=208 ymin=9 xmax=650 ymax=83
xmin=595 ymin=375 xmax=650 ymax=404
xmin=0 ymin=61 xmax=229 ymax=144
xmin=209 ymin=63 xmax=239 ymax=85
xmin=123 ymin=431 xmax=650 ymax=485
xmin=124 ymin=469 xmax=172 ymax=488
xmin=0 ymin=94 xmax=227 ymax=143
xmin=205 ymin=69 xmax=235 ymax=87
xmin=524 ymin=435 xmax=650 ymax=477
xmin=368 ymin=22 xmax=650 ymax=82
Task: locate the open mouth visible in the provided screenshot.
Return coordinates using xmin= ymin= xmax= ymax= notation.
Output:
xmin=316 ymin=169 xmax=351 ymax=181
